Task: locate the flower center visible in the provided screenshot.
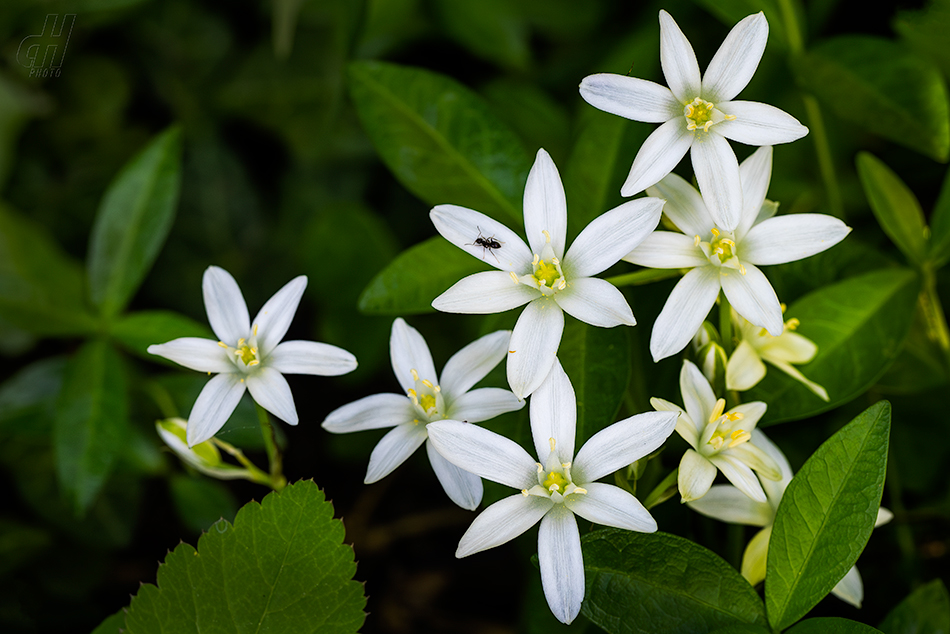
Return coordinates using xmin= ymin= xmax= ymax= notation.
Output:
xmin=407 ymin=368 xmax=445 ymax=423
xmin=542 ymin=470 xmax=569 ymax=492
xmin=510 ymin=230 xmax=567 ymax=297
xmin=219 ymin=325 xmax=262 ymax=373
xmin=683 ymin=97 xmax=732 ymax=132
xmin=700 ymin=398 xmax=750 ymax=454
xmin=696 ymin=228 xmax=746 ymax=273
xmin=522 ymin=438 xmax=587 ymax=502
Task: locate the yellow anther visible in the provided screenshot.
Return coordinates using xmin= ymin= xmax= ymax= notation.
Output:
xmin=532 ymin=254 xmax=540 ymax=266
xmin=694 ymin=235 xmax=701 ymax=247
xmin=422 ymin=379 xmax=434 ymax=389
xmin=728 ymin=431 xmax=751 ymax=448
xmin=727 ymin=411 xmax=744 ymax=422
xmin=709 ymin=436 xmax=724 ymax=451
xmin=558 ymin=278 xmax=567 ymax=290
xmin=521 ymin=489 xmax=529 ymax=497
xmin=549 ymin=437 xmax=556 ymax=452
xmin=711 ymin=228 xmax=720 ymax=237
xmin=739 ymin=265 xmax=747 ymax=275
xmin=537 ymin=463 xmax=544 ymax=473
xmin=240 ymin=378 xmax=245 ymax=383
xmin=724 ymin=113 xmax=736 ymax=121
xmin=218 ymin=341 xmax=228 ymax=348
xmin=562 ymin=462 xmax=571 ymax=469
xmin=786 ymin=318 xmax=800 ymax=331
xmin=408 ymin=388 xmax=417 ymax=398
xmin=237 ymin=338 xmax=246 ymax=347
xmin=248 ymin=360 xmax=259 ymax=367
xmin=572 ymin=487 xmax=588 ymax=495
xmin=410 ymin=369 xmax=420 ymax=381
xmin=780 ymin=303 xmax=787 ymax=313
xmin=551 ymin=257 xmax=560 ymax=265
xmin=509 ymin=350 xmax=516 ymax=354
xmin=509 ymin=271 xmax=519 ymax=284
xmin=710 ymin=398 xmax=726 ymax=422
xmin=542 ymin=230 xmax=552 ymax=243
xmin=253 ymin=324 xmax=259 ymax=336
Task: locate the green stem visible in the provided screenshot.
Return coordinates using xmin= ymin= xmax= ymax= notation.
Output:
xmin=920 ymin=266 xmax=950 ymax=373
xmin=605 ymin=268 xmax=681 ymax=287
xmin=255 ymin=403 xmax=286 ymax=491
xmin=776 ymin=0 xmax=805 ymax=53
xmin=214 ymin=439 xmax=273 ymax=487
xmin=145 ymin=381 xmax=179 ymax=419
xmin=643 ymin=469 xmax=679 ymax=509
xmin=719 ymin=293 xmax=734 ymax=357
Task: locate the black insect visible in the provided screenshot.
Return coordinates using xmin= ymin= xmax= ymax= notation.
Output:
xmin=466 ymin=227 xmax=504 ymax=262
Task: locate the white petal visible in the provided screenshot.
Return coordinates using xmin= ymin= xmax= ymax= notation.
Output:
xmin=246 ymin=367 xmax=298 ymax=425
xmin=426 ymin=420 xmax=538 ymax=489
xmin=876 ymin=507 xmax=894 ymax=527
xmin=389 ymin=317 xmax=438 ymax=393
xmin=709 ymin=453 xmax=767 ymax=502
xmin=741 ymin=525 xmax=772 ymax=586
xmin=524 ymin=149 xmax=568 ymax=259
xmin=679 ymin=448 xmax=718 ymax=502
xmin=658 ymin=10 xmax=702 ymax=103
xmin=650 ymin=266 xmax=720 ymax=361
xmin=147 ymin=338 xmax=234 ymax=373
xmin=735 ymin=146 xmax=773 ymax=240
xmin=766 ymin=360 xmax=830 ymax=402
xmin=701 ymin=12 xmax=768 ymax=103
xmin=686 ymin=484 xmax=773 ymax=525
xmin=252 ymin=275 xmax=306 ymax=356
xmin=750 ymin=429 xmax=793 ymax=503
xmin=267 ymin=340 xmax=357 ymax=376
xmin=202 ymin=266 xmax=250 ymax=344
xmin=831 ymin=566 xmax=863 ymax=608
xmin=321 ymin=393 xmax=414 ymax=433
xmin=365 ymin=422 xmax=429 ymax=483
xmin=564 ymin=197 xmax=664 ymax=277
xmin=538 ymin=505 xmax=584 ymax=625
xmin=729 ymin=401 xmax=768 ymax=431
xmin=555 ymin=277 xmax=636 ymax=327
xmin=760 ymin=331 xmax=817 ymax=364
xmin=691 ymin=133 xmax=743 ymax=231
xmin=720 ymin=263 xmax=783 ymax=336
xmin=456 ymin=493 xmax=552 ymax=557
xmin=186 ymin=373 xmax=247 ymax=446
xmin=729 ymin=442 xmax=782 ymax=481
xmin=652 ymin=397 xmax=698 ymax=447
xmin=530 ymin=359 xmax=576 ymax=463
xmin=432 ymin=271 xmax=539 ymax=314
xmin=430 ymin=204 xmax=533 ymax=272
xmin=573 ymin=411 xmax=678 ymax=483
xmin=440 ymin=330 xmax=510 ymax=400
xmin=680 ymin=359 xmax=716 ymax=431
xmin=566 ymin=482 xmax=656 ymax=532
xmin=717 ymin=101 xmax=809 ymax=146
xmin=624 ymin=231 xmax=709 ymax=269
xmin=740 ymin=214 xmax=852 ymax=266
xmin=426 ymin=439 xmax=483 ymax=510
xmin=447 ymin=387 xmax=525 ymax=423
xmin=578 ymin=73 xmax=680 ymax=123
xmin=507 ymin=298 xmax=564 ymax=399
xmin=621 ymin=119 xmax=693 ymax=197
xmin=726 ymin=339 xmax=767 ymax=391
xmin=645 ymin=172 xmax=714 ymax=237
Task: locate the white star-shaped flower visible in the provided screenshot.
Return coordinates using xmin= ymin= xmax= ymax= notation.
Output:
xmin=148 ymin=266 xmax=357 ymax=446
xmin=624 ymin=146 xmax=851 ymax=361
xmin=579 ymin=10 xmax=808 ymax=230
xmin=431 ymin=148 xmax=664 ymax=398
xmin=321 ymin=318 xmax=524 ymax=510
xmin=427 ymin=360 xmax=677 ymax=624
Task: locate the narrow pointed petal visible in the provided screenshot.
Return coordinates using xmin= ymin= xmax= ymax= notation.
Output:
xmin=650 ymin=266 xmax=720 ymax=361
xmin=720 ymin=263 xmax=783 ymax=335
xmin=726 ymin=340 xmax=767 ymax=391
xmin=740 ymin=214 xmax=851 ymax=265
xmin=147 ymin=338 xmax=234 ymax=373
xmin=440 ymin=330 xmax=510 ymax=399
xmin=645 ymin=172 xmax=714 ymax=237
xmin=426 ymin=420 xmax=538 ymax=489
xmin=430 ymin=204 xmax=533 ymax=273
xmin=741 ymin=525 xmax=772 ymax=586
xmin=566 ymin=483 xmax=657 ymax=532
xmin=365 ymin=422 xmax=428 ymax=483
xmin=573 ymin=411 xmax=678 ymax=483
xmin=686 ymin=484 xmax=773 ymax=525
xmin=432 ymin=271 xmax=539 ymax=314
xmin=457 ymin=493 xmax=553 ymax=557
xmin=659 ymin=10 xmax=702 ymax=103
xmin=728 ymin=401 xmax=767 ymax=429
xmin=652 ymin=397 xmax=698 ymax=447
xmin=729 ymin=442 xmax=782 ymax=481
xmin=701 ymin=12 xmax=768 ymax=103
xmin=621 ymin=119 xmax=693 ymax=197
xmin=252 ymin=275 xmax=306 ymax=356
xmin=321 ymin=393 xmax=414 ymax=433
xmin=831 ymin=566 xmax=864 ymax=608
xmin=524 ymin=149 xmax=568 ymax=258
xmin=555 ymin=278 xmax=636 ymax=327
xmin=507 ymin=299 xmax=564 ymax=399
xmin=203 ymin=266 xmax=250 ymax=344
xmin=565 ymin=197 xmax=664 ymax=277
xmin=735 ymin=146 xmax=773 ymax=239
xmin=750 ymin=429 xmax=793 ymax=503
xmin=186 ymin=373 xmax=247 ymax=446
xmin=691 ymin=134 xmax=743 ymax=231
xmin=530 ymin=359 xmax=576 ymax=463
xmin=624 ymin=231 xmax=709 ymax=269
xmin=426 ymin=440 xmax=483 ymax=510
xmin=709 ymin=453 xmax=767 ymax=502
xmin=448 ymin=387 xmax=524 ymax=423
xmin=717 ymin=101 xmax=809 ymax=146
xmin=760 ymin=331 xmax=817 ymax=364
xmin=680 ymin=360 xmax=716 ymax=430
xmin=876 ymin=507 xmax=894 ymax=527
xmin=268 ymin=340 xmax=357 ymax=376
xmin=246 ymin=367 xmax=298 ymax=425
xmin=578 ymin=74 xmax=680 ymax=123
xmin=538 ymin=506 xmax=584 ymax=625
xmin=389 ymin=318 xmax=438 ymax=393
xmin=767 ymin=359 xmax=830 ymax=401
xmin=679 ymin=449 xmax=717 ymax=502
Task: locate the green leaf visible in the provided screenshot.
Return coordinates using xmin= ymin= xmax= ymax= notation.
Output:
xmin=709 ymin=626 xmax=773 ymax=634
xmin=878 ymin=579 xmax=950 ymax=634
xmin=87 ymin=126 xmax=183 ymax=317
xmin=0 ymin=356 xmax=65 ymax=433
xmin=110 ymin=310 xmax=213 ymax=360
xmin=765 ymin=401 xmax=891 ymax=630
xmin=687 ymin=0 xmax=790 ymax=51
xmin=856 ymin=152 xmax=930 ymax=266
xmin=432 ymin=0 xmax=530 ymax=71
xmin=928 ymin=167 xmax=950 ymax=268
xmin=794 ymin=36 xmax=950 ymax=161
xmin=169 ymin=474 xmax=238 ymax=534
xmin=54 ymin=341 xmax=129 ymax=515
xmin=348 ymin=60 xmax=531 ymax=222
xmin=90 ymin=609 xmax=126 ymax=634
xmin=582 ymin=529 xmax=768 ymax=633
xmin=787 ymin=618 xmax=884 ymax=634
xmin=748 ymin=268 xmax=919 ymax=424
xmin=894 ymin=0 xmax=950 ymax=81
xmin=125 ymin=480 xmax=366 ymax=634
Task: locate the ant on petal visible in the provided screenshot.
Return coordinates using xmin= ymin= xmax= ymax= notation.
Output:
xmin=466 ymin=227 xmax=504 ymax=262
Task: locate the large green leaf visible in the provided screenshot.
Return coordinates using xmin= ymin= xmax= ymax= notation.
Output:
xmin=582 ymin=529 xmax=767 ymax=633
xmin=748 ymin=268 xmax=919 ymax=424
xmin=432 ymin=0 xmax=529 ymax=70
xmin=0 ymin=356 xmax=65 ymax=433
xmin=794 ymin=36 xmax=950 ymax=161
xmin=348 ymin=60 xmax=531 ymax=222
xmin=765 ymin=402 xmax=891 ymax=630
xmin=878 ymin=579 xmax=950 ymax=634
xmin=125 ymin=480 xmax=366 ymax=634
xmin=91 ymin=610 xmax=126 ymax=634
xmin=110 ymin=310 xmax=213 ymax=360
xmin=786 ymin=618 xmax=884 ymax=634
xmin=928 ymin=166 xmax=950 ymax=268
xmin=87 ymin=125 xmax=183 ymax=317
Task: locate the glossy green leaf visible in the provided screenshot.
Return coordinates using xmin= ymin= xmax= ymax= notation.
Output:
xmin=748 ymin=268 xmax=919 ymax=424
xmin=878 ymin=579 xmax=950 ymax=634
xmin=110 ymin=310 xmax=213 ymax=360
xmin=582 ymin=529 xmax=768 ymax=633
xmin=125 ymin=480 xmax=366 ymax=634
xmin=765 ymin=401 xmax=891 ymax=630
xmin=787 ymin=618 xmax=884 ymax=634
xmin=928 ymin=167 xmax=950 ymax=268
xmin=795 ymin=36 xmax=950 ymax=161
xmin=87 ymin=126 xmax=183 ymax=317
xmin=348 ymin=60 xmax=531 ymax=222
xmin=54 ymin=340 xmax=129 ymax=515
xmin=90 ymin=609 xmax=126 ymax=634
xmin=169 ymin=474 xmax=238 ymax=534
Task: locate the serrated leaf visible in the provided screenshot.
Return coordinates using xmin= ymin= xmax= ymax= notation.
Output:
xmin=125 ymin=480 xmax=366 ymax=634
xmin=786 ymin=618 xmax=885 ymax=634
xmin=582 ymin=529 xmax=767 ymax=633
xmin=765 ymin=402 xmax=891 ymax=630
xmin=90 ymin=609 xmax=126 ymax=634
xmin=878 ymin=579 xmax=950 ymax=634
xmin=110 ymin=310 xmax=213 ymax=360
xmin=87 ymin=126 xmax=183 ymax=317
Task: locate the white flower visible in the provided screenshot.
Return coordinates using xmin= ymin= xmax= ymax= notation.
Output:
xmin=727 ymin=308 xmax=829 ymax=401
xmin=156 ymin=418 xmax=249 ymax=480
xmin=652 ymin=359 xmax=781 ymax=503
xmin=321 ymin=318 xmax=524 ymax=510
xmin=148 ymin=266 xmax=357 ymax=446
xmin=427 ymin=360 xmax=677 ymax=624
xmin=688 ymin=429 xmax=893 ymax=607
xmin=625 ymin=146 xmax=851 ymax=361
xmin=431 ymin=148 xmax=664 ymax=398
xmin=579 ymin=10 xmax=808 ymax=230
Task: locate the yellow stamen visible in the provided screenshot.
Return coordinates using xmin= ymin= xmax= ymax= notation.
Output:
xmin=509 ymin=271 xmax=519 ymax=284
xmin=410 ymin=369 xmax=420 ymax=381
xmin=572 ymin=487 xmax=588 ymax=495
xmin=549 ymin=437 xmax=556 ymax=452
xmin=543 ymin=471 xmax=568 ymax=492
xmin=542 ymin=230 xmax=552 ymax=243
xmin=217 ymin=341 xmax=228 ymax=348
xmin=694 ymin=235 xmax=701 ymax=247
xmin=786 ymin=318 xmax=800 ymax=331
